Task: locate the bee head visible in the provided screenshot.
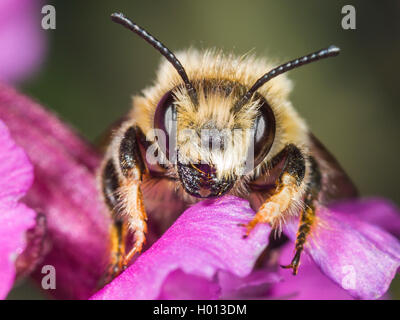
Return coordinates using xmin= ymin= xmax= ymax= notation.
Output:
xmin=153 ymin=80 xmax=275 ymax=198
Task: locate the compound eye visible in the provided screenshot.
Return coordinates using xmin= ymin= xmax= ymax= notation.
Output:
xmin=153 ymin=91 xmax=177 ymax=157
xmin=253 ymin=100 xmax=275 ymax=167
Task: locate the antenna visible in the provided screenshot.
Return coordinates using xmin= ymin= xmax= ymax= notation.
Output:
xmin=111 ymin=12 xmax=197 ymax=103
xmin=235 ymin=45 xmax=340 ymax=111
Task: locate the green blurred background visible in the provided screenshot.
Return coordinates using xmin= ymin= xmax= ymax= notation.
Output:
xmin=7 ymin=0 xmax=400 ymax=299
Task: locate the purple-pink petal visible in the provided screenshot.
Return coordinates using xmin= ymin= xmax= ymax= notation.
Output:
xmin=218 ymin=269 xmax=282 ymax=299
xmin=0 ymin=120 xmax=36 ymax=299
xmin=330 ymin=198 xmax=400 ymax=239
xmin=284 ymin=201 xmax=400 ymax=299
xmin=91 ymin=196 xmax=271 ymax=300
xmin=0 ymin=203 xmax=36 ymax=299
xmin=0 ymin=0 xmax=46 ymax=83
xmin=0 ymin=84 xmax=109 ymax=299
xmin=0 ymin=121 xmax=33 ymax=205
xmin=272 ymin=244 xmax=353 ymax=300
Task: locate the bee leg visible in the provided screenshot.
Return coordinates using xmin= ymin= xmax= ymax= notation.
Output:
xmin=281 ymin=203 xmax=315 ymax=275
xmin=101 ymin=159 xmax=128 ymax=281
xmin=107 ymin=219 xmax=128 ymax=279
xmin=101 ymin=125 xmax=147 ymax=280
xmin=118 ymin=183 xmax=147 ymax=268
xmin=243 ymin=144 xmax=306 ymax=236
xmin=281 ymin=157 xmax=320 ymax=275
xmin=116 ymin=126 xmax=147 ymax=269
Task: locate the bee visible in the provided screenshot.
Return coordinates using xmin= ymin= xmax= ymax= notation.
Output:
xmin=100 ymin=12 xmax=357 ymax=279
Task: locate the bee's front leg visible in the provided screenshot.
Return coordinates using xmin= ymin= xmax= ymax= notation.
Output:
xmin=101 ymin=125 xmax=147 ymax=281
xmin=243 ymin=144 xmax=312 ymax=274
xmin=281 ymin=157 xmax=320 ymax=275
xmin=244 ymin=144 xmax=306 ymax=234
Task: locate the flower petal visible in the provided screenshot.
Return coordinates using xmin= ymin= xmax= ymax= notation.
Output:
xmin=330 ymin=198 xmax=400 ymax=239
xmin=284 ymin=201 xmax=400 ymax=299
xmin=272 ymin=244 xmax=353 ymax=300
xmin=0 ymin=203 xmax=36 ymax=299
xmin=218 ymin=269 xmax=281 ymax=299
xmin=0 ymin=84 xmax=109 ymax=299
xmin=15 ymin=214 xmax=47 ymax=279
xmin=0 ymin=119 xmax=33 ymax=205
xmin=0 ymin=0 xmax=46 ymax=83
xmin=0 ymin=120 xmax=36 ymax=299
xmin=158 ymin=270 xmax=221 ymax=300
xmin=91 ymin=196 xmax=271 ymax=300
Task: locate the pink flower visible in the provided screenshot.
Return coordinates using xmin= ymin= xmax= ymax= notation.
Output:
xmin=0 ymin=0 xmax=46 ymax=83
xmin=92 ymin=197 xmax=400 ymax=300
xmin=283 ymin=200 xmax=400 ymax=299
xmin=0 ymin=83 xmax=108 ymax=299
xmin=0 ymin=119 xmax=36 ymax=299
xmin=91 ymin=196 xmax=271 ymax=300
xmin=0 ymin=83 xmax=399 ymax=300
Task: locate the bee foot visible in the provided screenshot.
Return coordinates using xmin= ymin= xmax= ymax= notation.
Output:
xmin=280 ymin=263 xmax=299 ymax=275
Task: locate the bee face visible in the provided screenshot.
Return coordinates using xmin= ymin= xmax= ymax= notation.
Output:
xmin=151 ymin=79 xmax=276 ymax=198
xmin=130 ymin=49 xmax=310 ymax=200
